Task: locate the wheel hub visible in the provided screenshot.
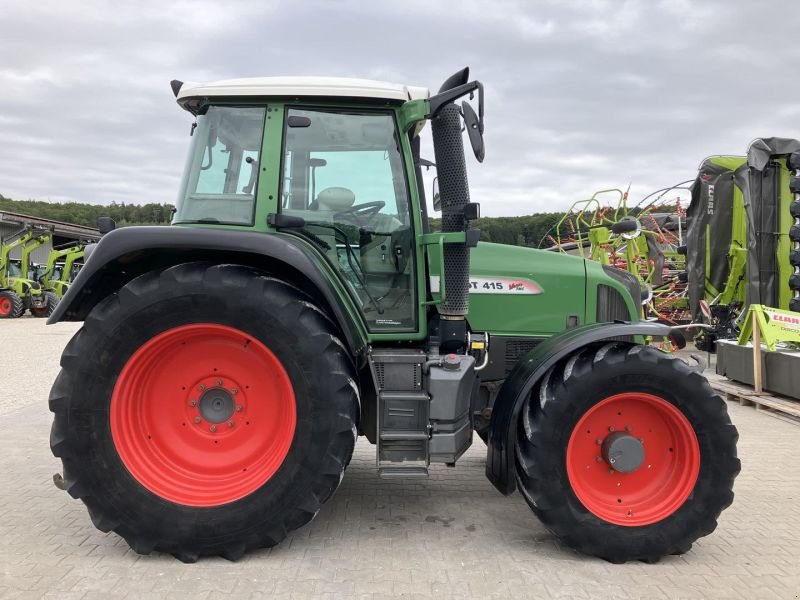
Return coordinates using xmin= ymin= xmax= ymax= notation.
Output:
xmin=198 ymin=387 xmax=235 ymax=423
xmin=601 ymin=432 xmax=644 ymax=473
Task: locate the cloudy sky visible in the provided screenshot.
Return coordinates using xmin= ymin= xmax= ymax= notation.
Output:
xmin=1 ymin=0 xmax=799 ymax=216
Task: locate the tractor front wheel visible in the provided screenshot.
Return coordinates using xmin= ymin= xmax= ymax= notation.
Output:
xmin=50 ymin=263 xmax=359 ymax=562
xmin=515 ymin=343 xmax=739 ymax=562
xmin=0 ymin=290 xmax=24 ymax=318
xmin=31 ymin=291 xmax=59 ymax=318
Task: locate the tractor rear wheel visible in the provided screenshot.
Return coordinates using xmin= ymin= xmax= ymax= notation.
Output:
xmin=31 ymin=291 xmax=59 ymax=318
xmin=0 ymin=290 xmax=24 ymax=318
xmin=515 ymin=343 xmax=739 ymax=563
xmin=50 ymin=263 xmax=359 ymax=562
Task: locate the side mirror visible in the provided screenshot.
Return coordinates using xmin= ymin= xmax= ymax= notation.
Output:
xmin=432 ymin=177 xmax=441 ymax=212
xmin=462 ymin=101 xmax=485 ymax=163
xmin=97 ymin=217 xmax=116 ymax=235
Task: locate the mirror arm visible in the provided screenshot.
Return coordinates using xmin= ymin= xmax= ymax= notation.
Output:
xmin=428 ymin=80 xmax=483 ymax=122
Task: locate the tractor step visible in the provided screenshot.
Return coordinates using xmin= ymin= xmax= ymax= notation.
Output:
xmin=378 ymin=466 xmax=429 ymax=479
xmin=370 ymin=349 xmax=431 ymax=471
xmin=377 ymin=392 xmax=429 ymax=467
xmin=380 ymin=431 xmax=428 ymax=441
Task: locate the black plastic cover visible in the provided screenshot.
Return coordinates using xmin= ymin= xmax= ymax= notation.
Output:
xmin=742 ymin=138 xmax=800 ymax=308
xmin=686 ymin=158 xmax=743 ymax=319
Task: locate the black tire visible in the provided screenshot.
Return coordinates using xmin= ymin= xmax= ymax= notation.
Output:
xmin=31 ymin=291 xmax=59 ymax=318
xmin=0 ymin=290 xmax=24 ymax=318
xmin=476 ymin=427 xmax=488 ymax=445
xmin=515 ymin=342 xmax=739 ymax=563
xmin=50 ymin=262 xmax=359 ymax=562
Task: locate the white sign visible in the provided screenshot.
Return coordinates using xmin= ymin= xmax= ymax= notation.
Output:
xmin=429 ymin=276 xmax=543 ymax=295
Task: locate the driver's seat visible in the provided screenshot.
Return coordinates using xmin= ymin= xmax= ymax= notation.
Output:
xmin=315 ymin=187 xmax=355 ymax=212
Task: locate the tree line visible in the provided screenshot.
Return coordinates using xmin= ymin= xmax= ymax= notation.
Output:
xmin=429 ymin=213 xmax=565 ymax=248
xmin=1 ymin=194 xmax=570 ymax=248
xmin=0 ymin=195 xmax=175 ymax=228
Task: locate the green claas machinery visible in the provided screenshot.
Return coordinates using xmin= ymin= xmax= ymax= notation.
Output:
xmin=48 ymin=68 xmax=739 ymax=563
xmin=687 ymin=143 xmax=800 ymax=351
xmin=33 ymin=243 xmax=86 ymax=299
xmin=0 ymin=228 xmax=58 ymax=318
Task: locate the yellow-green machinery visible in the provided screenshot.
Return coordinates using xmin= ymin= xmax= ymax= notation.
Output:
xmin=0 ymin=228 xmax=59 ymax=318
xmin=32 ymin=244 xmax=86 ymax=299
xmin=549 ymin=188 xmax=690 ymax=323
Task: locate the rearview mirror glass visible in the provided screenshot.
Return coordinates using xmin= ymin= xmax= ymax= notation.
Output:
xmin=462 ymin=101 xmax=485 ymax=163
xmin=97 ymin=217 xmax=116 ymax=235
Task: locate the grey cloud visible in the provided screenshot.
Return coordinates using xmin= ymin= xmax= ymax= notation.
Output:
xmin=0 ymin=0 xmax=798 ymax=216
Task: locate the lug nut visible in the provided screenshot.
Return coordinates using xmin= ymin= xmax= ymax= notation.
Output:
xmin=189 ymin=400 xmax=197 ymax=407
xmin=609 ymin=457 xmax=616 ymax=464
xmin=216 ymin=379 xmax=223 ymax=386
xmin=608 ymin=426 xmax=615 ymax=432
xmin=596 ymin=456 xmax=603 ymax=463
xmin=194 ymin=416 xmax=202 ymax=424
xmin=596 ymin=439 xmax=603 ymax=445
xmin=198 ymin=384 xmax=206 ymax=391
xmin=228 ymin=421 xmax=234 ymax=428
xmin=231 ymin=389 xmax=239 ymax=395
xmin=625 ymin=425 xmax=632 ymax=432
xmin=235 ymin=405 xmax=243 ymax=412
xmin=210 ymin=424 xmax=217 ymax=433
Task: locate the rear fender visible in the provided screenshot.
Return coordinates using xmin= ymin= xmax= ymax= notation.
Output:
xmin=48 ymin=226 xmax=368 ymax=361
xmin=485 ymin=321 xmax=684 ymax=495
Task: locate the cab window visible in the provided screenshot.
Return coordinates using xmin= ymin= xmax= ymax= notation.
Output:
xmin=281 ymin=108 xmax=416 ymax=332
xmin=174 ymin=106 xmax=266 ymax=226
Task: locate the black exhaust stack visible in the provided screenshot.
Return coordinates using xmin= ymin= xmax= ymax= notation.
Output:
xmin=431 ymin=102 xmax=471 ymax=321
xmin=428 ymin=68 xmax=485 ymax=351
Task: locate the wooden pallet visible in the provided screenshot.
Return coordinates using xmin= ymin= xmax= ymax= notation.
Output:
xmin=705 ymin=372 xmax=800 ymax=425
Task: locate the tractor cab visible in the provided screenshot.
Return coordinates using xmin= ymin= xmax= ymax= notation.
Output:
xmin=172 ymin=78 xmax=435 ymax=333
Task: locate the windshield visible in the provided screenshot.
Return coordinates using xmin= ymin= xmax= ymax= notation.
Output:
xmin=173 ymin=106 xmax=266 ymax=226
xmin=280 ymin=108 xmax=416 ymax=332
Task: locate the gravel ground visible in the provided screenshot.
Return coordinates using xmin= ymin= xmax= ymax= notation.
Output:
xmin=1 ymin=317 xmax=798 ymax=599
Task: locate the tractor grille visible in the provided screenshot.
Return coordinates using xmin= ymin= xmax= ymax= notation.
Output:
xmin=597 ymin=284 xmax=631 ymax=323
xmin=504 ymin=338 xmax=539 ymax=373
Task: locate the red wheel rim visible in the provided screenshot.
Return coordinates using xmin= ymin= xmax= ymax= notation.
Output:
xmin=111 ymin=324 xmax=296 ymax=507
xmin=0 ymin=297 xmax=11 ymax=316
xmin=566 ymin=393 xmax=699 ymax=526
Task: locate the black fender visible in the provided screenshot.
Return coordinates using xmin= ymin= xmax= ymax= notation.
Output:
xmin=48 ymin=226 xmax=368 ymax=360
xmin=485 ymin=321 xmax=685 ymax=495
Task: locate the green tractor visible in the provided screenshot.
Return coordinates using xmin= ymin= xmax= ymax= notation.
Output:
xmin=33 ymin=243 xmax=86 ymax=299
xmin=48 ymin=68 xmax=739 ymax=563
xmin=0 ymin=228 xmax=58 ymax=318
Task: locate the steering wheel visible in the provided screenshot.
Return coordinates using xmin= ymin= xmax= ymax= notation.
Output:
xmin=334 ymin=201 xmax=385 ymax=225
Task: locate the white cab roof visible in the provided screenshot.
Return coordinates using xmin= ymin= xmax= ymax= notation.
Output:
xmin=177 ymin=77 xmax=429 ymax=104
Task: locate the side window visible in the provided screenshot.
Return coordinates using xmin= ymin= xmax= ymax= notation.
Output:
xmin=174 ymin=106 xmax=266 ymax=226
xmin=280 ymin=108 xmax=416 ymax=332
